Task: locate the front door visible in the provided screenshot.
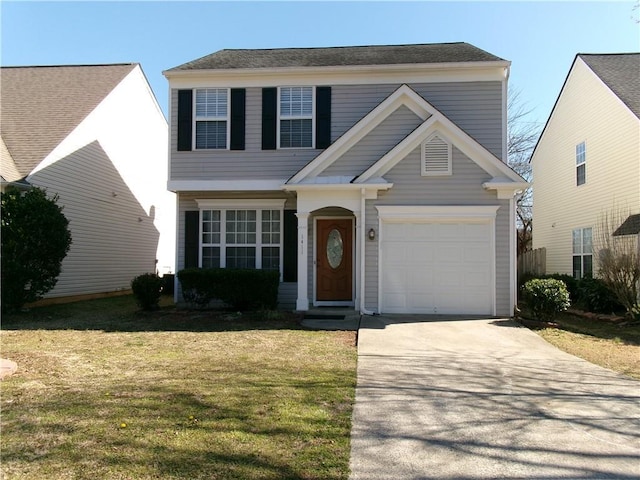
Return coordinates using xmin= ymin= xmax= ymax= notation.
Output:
xmin=316 ymin=218 xmax=353 ymax=302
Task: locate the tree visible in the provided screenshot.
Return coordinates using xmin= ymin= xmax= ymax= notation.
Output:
xmin=593 ymin=207 xmax=640 ymax=317
xmin=507 ymin=89 xmax=541 ymax=256
xmin=1 ymin=187 xmax=72 ymax=312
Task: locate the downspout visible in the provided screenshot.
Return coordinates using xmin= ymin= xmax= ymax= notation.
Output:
xmin=360 ymin=188 xmax=376 ymax=315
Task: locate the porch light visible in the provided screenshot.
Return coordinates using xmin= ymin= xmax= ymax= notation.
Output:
xmin=368 ymin=228 xmax=376 ymax=240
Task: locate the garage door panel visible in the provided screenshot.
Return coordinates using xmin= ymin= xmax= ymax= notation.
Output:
xmin=381 ymin=220 xmax=493 ymax=315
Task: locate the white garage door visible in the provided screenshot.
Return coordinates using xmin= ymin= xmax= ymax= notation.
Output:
xmin=380 ymin=221 xmax=493 ymax=314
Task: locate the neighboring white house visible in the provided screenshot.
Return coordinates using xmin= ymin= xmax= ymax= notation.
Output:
xmin=0 ymin=63 xmax=175 ymax=300
xmin=164 ymin=43 xmax=527 ymax=316
xmin=531 ymin=53 xmax=640 ymax=278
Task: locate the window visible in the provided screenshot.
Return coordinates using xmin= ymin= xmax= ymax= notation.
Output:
xmin=279 ymin=86 xmax=314 ymax=148
xmin=195 ymin=88 xmax=228 ymax=149
xmin=421 ymin=133 xmax=452 ymax=176
xmin=572 ymin=227 xmax=593 ymax=279
xmin=200 ymin=207 xmax=282 ymax=273
xmin=576 ymin=141 xmax=586 ymax=186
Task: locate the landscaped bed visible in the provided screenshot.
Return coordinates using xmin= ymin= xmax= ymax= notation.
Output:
xmin=0 ymin=296 xmax=357 ymax=480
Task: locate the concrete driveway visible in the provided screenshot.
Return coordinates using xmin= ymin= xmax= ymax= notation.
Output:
xmin=349 ymin=316 xmax=640 ymax=479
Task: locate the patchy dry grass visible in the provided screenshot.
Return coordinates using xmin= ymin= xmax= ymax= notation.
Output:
xmin=1 ymin=296 xmax=357 ymax=479
xmin=534 ymin=313 xmax=640 ymax=380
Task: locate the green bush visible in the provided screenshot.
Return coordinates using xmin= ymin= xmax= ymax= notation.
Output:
xmin=1 ymin=187 xmax=72 ymax=312
xmin=575 ymin=277 xmax=623 ymax=314
xmin=131 ymin=273 xmax=163 ymax=311
xmin=177 ymin=268 xmax=279 ymax=311
xmin=519 ymin=272 xmax=578 ymax=301
xmin=522 ymin=278 xmax=570 ymax=321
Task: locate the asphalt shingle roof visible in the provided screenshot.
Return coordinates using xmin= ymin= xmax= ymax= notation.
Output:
xmin=579 ymin=53 xmax=640 ymax=119
xmin=0 ymin=64 xmax=136 ymax=178
xmin=167 ymin=43 xmax=505 ymax=72
xmin=613 ymin=213 xmax=640 ymax=236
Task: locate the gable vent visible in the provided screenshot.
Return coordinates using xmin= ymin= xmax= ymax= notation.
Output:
xmin=422 ymin=134 xmax=452 ymax=176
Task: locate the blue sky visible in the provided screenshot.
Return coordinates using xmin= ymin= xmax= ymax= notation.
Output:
xmin=2 ymin=1 xmax=638 ymax=126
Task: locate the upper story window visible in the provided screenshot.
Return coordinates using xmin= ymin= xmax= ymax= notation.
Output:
xmin=421 ymin=133 xmax=452 ymax=176
xmin=195 ymin=88 xmax=229 ymax=149
xmin=576 ymin=141 xmax=586 ymax=186
xmin=279 ymin=86 xmax=314 ymax=148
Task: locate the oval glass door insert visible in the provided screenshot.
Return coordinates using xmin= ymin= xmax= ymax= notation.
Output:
xmin=326 ymin=229 xmax=343 ymax=269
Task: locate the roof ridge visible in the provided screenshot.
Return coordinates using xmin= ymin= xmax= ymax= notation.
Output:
xmin=1 ymin=63 xmax=137 ymax=69
xmin=217 ymin=42 xmax=470 ymax=52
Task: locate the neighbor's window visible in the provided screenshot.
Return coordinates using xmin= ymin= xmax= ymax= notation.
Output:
xmin=576 ymin=141 xmax=586 ymax=186
xmin=279 ymin=86 xmax=313 ymax=148
xmin=195 ymin=88 xmax=229 ymax=149
xmin=572 ymin=227 xmax=592 ymax=279
xmin=201 ymin=209 xmax=281 ymax=271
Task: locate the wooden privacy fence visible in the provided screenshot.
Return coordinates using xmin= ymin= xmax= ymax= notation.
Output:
xmin=518 ymin=247 xmax=546 ymax=283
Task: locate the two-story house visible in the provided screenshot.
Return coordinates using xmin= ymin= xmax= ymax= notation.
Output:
xmin=164 ymin=43 xmax=527 ymax=316
xmin=1 ymin=64 xmax=175 ymax=301
xmin=531 ymin=53 xmax=639 ymax=278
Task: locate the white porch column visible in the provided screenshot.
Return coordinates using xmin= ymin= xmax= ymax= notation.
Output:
xmin=296 ymin=212 xmax=310 ymax=311
xmin=354 ymin=210 xmax=362 ymax=311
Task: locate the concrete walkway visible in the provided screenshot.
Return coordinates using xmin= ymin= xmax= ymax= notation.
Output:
xmin=349 ymin=315 xmax=640 ymax=479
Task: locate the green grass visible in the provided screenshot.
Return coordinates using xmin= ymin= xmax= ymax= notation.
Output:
xmin=532 ymin=312 xmax=640 ymax=380
xmin=1 ymin=296 xmax=357 ymax=479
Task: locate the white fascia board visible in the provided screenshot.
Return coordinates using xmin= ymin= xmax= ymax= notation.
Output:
xmin=164 ymin=62 xmax=510 ymax=88
xmin=376 ymin=205 xmax=500 ymax=221
xmin=283 ymin=182 xmax=392 ymax=192
xmin=482 ymin=179 xmax=530 ymax=199
xmin=168 ymin=179 xmax=288 ymax=192
xmin=288 ymin=85 xmax=431 ymax=184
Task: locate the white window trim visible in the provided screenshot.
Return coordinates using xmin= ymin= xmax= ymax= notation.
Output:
xmin=277 ymin=86 xmax=316 ymax=150
xmin=576 ymin=141 xmax=586 ymax=186
xmin=421 ymin=132 xmax=452 ymax=176
xmin=572 ymin=226 xmax=593 ymax=279
xmin=195 ymin=199 xmax=286 ymax=279
xmin=193 ymin=88 xmax=231 ymax=151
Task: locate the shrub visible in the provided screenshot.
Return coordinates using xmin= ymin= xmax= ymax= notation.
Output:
xmin=1 ymin=187 xmax=72 ymax=312
xmin=131 ymin=273 xmax=163 ymax=311
xmin=522 ymin=278 xmax=570 ymax=321
xmin=575 ymin=277 xmax=623 ymax=314
xmin=519 ymin=272 xmax=578 ymax=302
xmin=177 ymin=268 xmax=279 ymax=311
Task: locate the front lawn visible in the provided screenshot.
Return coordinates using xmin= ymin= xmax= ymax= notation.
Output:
xmin=1 ymin=296 xmax=357 ymax=479
xmin=532 ymin=312 xmax=640 ymax=380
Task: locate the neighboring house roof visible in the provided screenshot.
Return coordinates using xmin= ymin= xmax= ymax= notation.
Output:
xmin=579 ymin=53 xmax=640 ymax=119
xmin=530 ymin=52 xmax=640 ymax=162
xmin=166 ymin=42 xmax=506 ymax=71
xmin=613 ymin=213 xmax=640 ymax=236
xmin=0 ymin=64 xmax=137 ymax=179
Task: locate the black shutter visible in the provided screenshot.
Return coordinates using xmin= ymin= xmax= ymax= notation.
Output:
xmin=184 ymin=210 xmax=199 ymax=269
xmin=316 ymin=86 xmax=331 ymax=149
xmin=282 ymin=210 xmax=298 ymax=282
xmin=230 ymin=88 xmax=246 ymax=150
xmin=177 ymin=90 xmax=193 ymax=151
xmin=262 ymin=87 xmax=277 ymax=150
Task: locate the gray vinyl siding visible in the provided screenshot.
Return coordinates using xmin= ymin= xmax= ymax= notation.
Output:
xmin=170 ymin=81 xmax=503 ymax=181
xmin=322 ymin=106 xmax=424 ymax=177
xmin=28 ymin=141 xmax=160 ymax=298
xmin=175 ymin=191 xmax=296 ymax=304
xmin=364 ymin=146 xmax=511 ymax=316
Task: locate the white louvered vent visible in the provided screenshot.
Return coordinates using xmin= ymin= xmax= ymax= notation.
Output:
xmin=421 ymin=134 xmax=452 ymax=176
